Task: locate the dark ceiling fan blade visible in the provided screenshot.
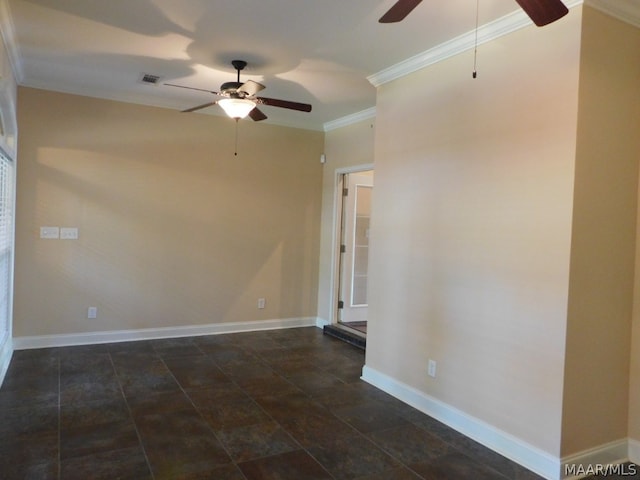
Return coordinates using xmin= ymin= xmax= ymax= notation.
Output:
xmin=248 ymin=107 xmax=268 ymax=121
xmin=379 ymin=0 xmax=423 ymax=23
xmin=165 ymin=83 xmax=219 ymax=95
xmin=256 ymin=97 xmax=312 ymax=112
xmin=514 ymin=0 xmax=568 ymax=26
xmin=181 ymin=101 xmax=217 ymax=113
xmin=237 ymin=80 xmax=266 ymax=97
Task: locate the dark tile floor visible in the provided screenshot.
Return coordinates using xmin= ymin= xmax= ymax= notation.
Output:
xmin=0 ymin=326 xmax=626 ymax=479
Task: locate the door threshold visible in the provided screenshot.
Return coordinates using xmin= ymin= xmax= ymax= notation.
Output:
xmin=339 ymin=321 xmax=367 ymax=335
xmin=323 ymin=324 xmax=366 ymax=350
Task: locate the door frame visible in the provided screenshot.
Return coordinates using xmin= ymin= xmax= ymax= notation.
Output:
xmin=329 ymin=164 xmax=374 ymax=328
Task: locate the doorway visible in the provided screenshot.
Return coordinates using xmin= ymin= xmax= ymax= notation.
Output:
xmin=336 ymin=169 xmax=373 ymax=335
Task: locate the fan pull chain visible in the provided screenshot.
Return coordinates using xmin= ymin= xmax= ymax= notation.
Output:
xmin=234 ymin=118 xmax=239 ymax=156
xmin=473 ymin=0 xmax=480 ymax=78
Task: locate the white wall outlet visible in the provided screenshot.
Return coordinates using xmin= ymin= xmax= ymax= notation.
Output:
xmin=257 ymin=298 xmax=266 ymax=309
xmin=428 ymin=359 xmax=437 ymax=378
xmin=40 ymin=226 xmax=59 ymax=239
xmin=60 ymin=227 xmax=79 ymax=240
xmin=87 ymin=307 xmax=97 ymax=319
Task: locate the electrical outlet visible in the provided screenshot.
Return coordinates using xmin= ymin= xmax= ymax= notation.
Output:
xmin=428 ymin=359 xmax=437 ymax=378
xmin=87 ymin=307 xmax=97 ymax=319
xmin=257 ymin=298 xmax=266 ymax=309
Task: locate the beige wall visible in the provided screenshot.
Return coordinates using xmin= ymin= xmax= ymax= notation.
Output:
xmin=317 ymin=119 xmax=375 ymax=324
xmin=14 ymin=87 xmax=324 ymax=337
xmin=633 ymin=185 xmax=640 ymax=443
xmin=561 ymin=7 xmax=640 ymax=455
xmin=366 ymin=11 xmax=582 ymax=455
xmin=562 ymin=8 xmax=640 ymax=454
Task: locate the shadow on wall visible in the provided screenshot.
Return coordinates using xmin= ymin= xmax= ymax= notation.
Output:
xmin=15 ymin=93 xmax=323 ymax=335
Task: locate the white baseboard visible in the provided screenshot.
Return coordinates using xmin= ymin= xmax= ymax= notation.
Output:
xmin=362 ymin=365 xmax=561 ymax=480
xmin=561 ymin=439 xmax=630 ymax=479
xmin=315 ymin=317 xmax=330 ymax=328
xmin=13 ymin=316 xmax=318 ymax=350
xmin=361 ymin=366 xmax=638 ymax=480
xmin=0 ymin=334 xmax=13 ymax=387
xmin=629 ymin=438 xmax=640 ymax=465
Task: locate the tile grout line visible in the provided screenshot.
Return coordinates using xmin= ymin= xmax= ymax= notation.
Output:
xmin=57 ymin=353 xmax=61 ymax=480
xmin=108 ymin=350 xmax=156 ymax=480
xmin=189 ymin=339 xmax=332 ymax=478
xmin=168 ymin=334 xmax=338 ymax=478
xmin=256 ymin=337 xmax=433 ymax=480
xmin=231 ymin=340 xmax=338 ymax=479
xmin=154 ymin=343 xmax=251 ymax=479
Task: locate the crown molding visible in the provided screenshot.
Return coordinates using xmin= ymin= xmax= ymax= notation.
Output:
xmin=585 ymin=0 xmax=640 ymax=29
xmin=368 ymin=0 xmax=584 ymax=87
xmin=323 ymin=107 xmax=376 ymax=132
xmin=0 ymin=0 xmax=24 ymax=83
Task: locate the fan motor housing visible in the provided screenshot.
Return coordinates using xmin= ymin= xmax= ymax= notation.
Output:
xmin=220 ymin=81 xmax=243 ymax=95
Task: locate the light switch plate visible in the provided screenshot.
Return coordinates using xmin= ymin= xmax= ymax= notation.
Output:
xmin=40 ymin=226 xmax=59 ymax=239
xmin=60 ymin=227 xmax=79 ymax=240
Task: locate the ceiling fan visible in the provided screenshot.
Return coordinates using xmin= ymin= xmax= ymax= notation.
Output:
xmin=165 ymin=60 xmax=312 ymax=121
xmin=379 ymin=0 xmax=569 ymax=27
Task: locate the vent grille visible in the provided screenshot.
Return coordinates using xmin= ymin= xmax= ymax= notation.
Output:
xmin=140 ymin=73 xmax=161 ymax=85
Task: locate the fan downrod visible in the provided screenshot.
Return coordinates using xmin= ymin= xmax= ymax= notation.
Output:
xmin=222 ymin=60 xmax=249 ymax=93
xmin=231 ymin=60 xmax=247 ymax=80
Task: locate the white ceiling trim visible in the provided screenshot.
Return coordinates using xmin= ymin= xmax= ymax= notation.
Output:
xmin=323 ymin=107 xmax=376 ymax=132
xmin=585 ymin=0 xmax=640 ymax=29
xmin=0 ymin=0 xmax=23 ymax=83
xmin=368 ymin=0 xmax=584 ymax=88
xmin=4 ymin=0 xmax=636 ymax=133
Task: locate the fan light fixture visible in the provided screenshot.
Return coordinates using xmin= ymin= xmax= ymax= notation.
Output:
xmin=218 ymin=98 xmax=256 ymax=119
xmin=166 ymin=59 xmax=312 ymax=125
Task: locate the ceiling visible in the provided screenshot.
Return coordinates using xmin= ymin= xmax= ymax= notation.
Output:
xmin=0 ymin=0 xmax=635 ymax=130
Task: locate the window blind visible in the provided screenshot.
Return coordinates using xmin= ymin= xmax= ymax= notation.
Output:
xmin=0 ymin=150 xmax=13 ymax=346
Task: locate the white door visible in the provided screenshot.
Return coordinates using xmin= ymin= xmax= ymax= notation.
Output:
xmin=338 ymin=171 xmax=373 ymax=324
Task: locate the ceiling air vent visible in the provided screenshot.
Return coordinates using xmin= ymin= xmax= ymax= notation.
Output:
xmin=139 ymin=73 xmax=162 ymax=85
